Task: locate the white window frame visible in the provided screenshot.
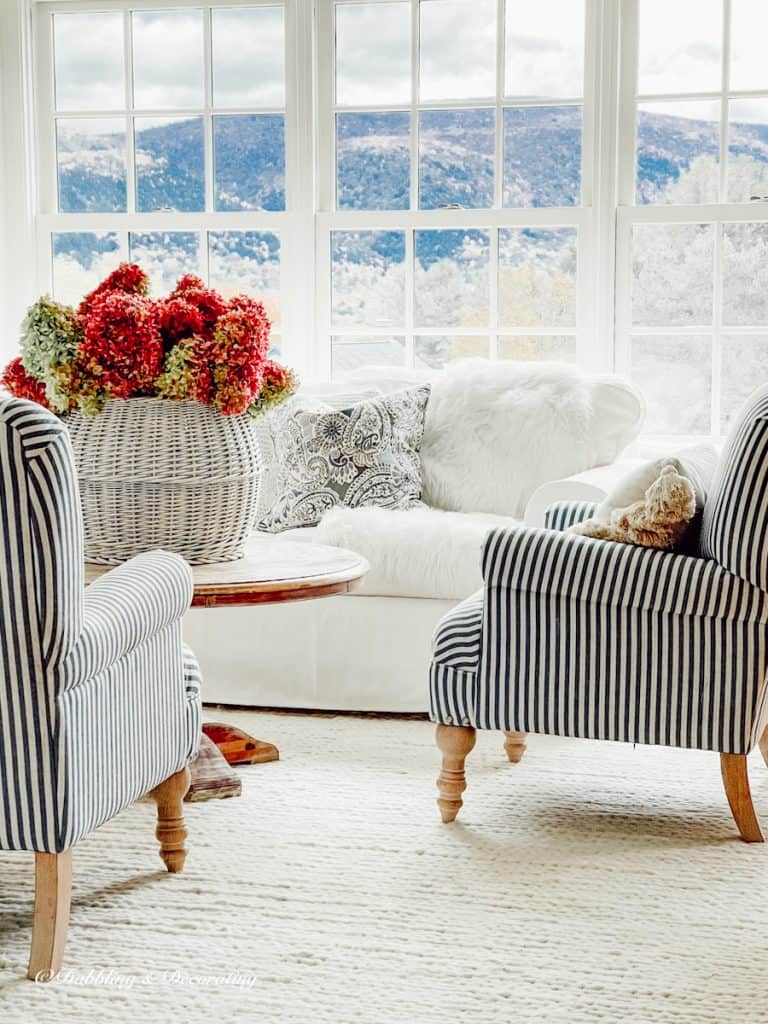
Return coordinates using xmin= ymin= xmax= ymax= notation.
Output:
xmin=615 ymin=0 xmax=768 ymax=440
xmin=313 ymin=0 xmax=615 ymax=378
xmin=33 ymin=0 xmax=316 ymax=372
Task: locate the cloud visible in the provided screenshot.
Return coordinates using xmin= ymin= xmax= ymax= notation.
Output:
xmin=54 ymin=12 xmax=124 ymax=111
xmin=336 ymin=2 xmax=412 ymax=105
xmin=52 ymin=6 xmax=285 ymax=113
xmin=132 ymin=11 xmax=205 ymax=108
xmin=212 ymin=7 xmax=285 ymax=108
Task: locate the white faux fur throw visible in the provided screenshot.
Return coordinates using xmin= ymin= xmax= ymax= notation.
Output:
xmin=420 ymin=360 xmax=597 ymax=517
xmin=288 ymin=505 xmax=519 ymax=600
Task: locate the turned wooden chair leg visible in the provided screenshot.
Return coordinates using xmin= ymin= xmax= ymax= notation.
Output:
xmin=436 ymin=724 xmax=476 ymax=823
xmin=721 ymin=754 xmax=764 ymax=843
xmin=759 ymin=727 xmax=768 ymax=770
xmin=149 ymin=767 xmax=191 ymax=872
xmin=28 ymin=849 xmax=72 ymax=981
xmin=503 ymin=731 xmax=527 ymax=763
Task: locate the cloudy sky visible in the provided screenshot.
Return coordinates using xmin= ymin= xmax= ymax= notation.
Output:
xmin=335 ymin=0 xmax=585 ymax=104
xmin=51 ymin=2 xmax=768 ymax=119
xmin=53 ymin=6 xmax=284 ymax=112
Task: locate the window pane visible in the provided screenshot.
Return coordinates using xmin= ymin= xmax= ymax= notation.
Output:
xmin=419 ymin=0 xmax=496 ymax=101
xmin=419 ymin=109 xmax=494 ymax=210
xmin=336 ymin=3 xmax=411 ymax=105
xmin=637 ymin=0 xmax=722 ymax=95
xmin=56 ymin=118 xmax=126 ymax=213
xmin=414 ymin=335 xmax=488 ymax=368
xmin=53 ymin=13 xmax=124 ymax=112
xmin=52 ymin=232 xmax=122 ymax=306
xmin=498 ymin=336 xmax=576 ymax=360
xmin=332 ymin=231 xmax=406 ymax=327
xmin=505 ymin=0 xmax=585 ymax=99
xmin=730 ymin=0 xmax=768 ymax=92
xmin=129 ymin=232 xmax=199 ymax=295
xmin=209 ymin=231 xmax=281 ymax=327
xmin=504 ymin=106 xmax=581 ymax=207
xmin=212 ymin=6 xmax=285 ymax=108
xmin=721 ymin=336 xmax=768 ymax=431
xmin=337 ymin=113 xmax=410 ymax=211
xmin=728 ymin=100 xmax=768 ymax=202
xmin=132 ymin=11 xmax=204 ymax=109
xmin=499 ymin=228 xmax=577 ymax=327
xmin=135 ymin=116 xmax=204 ymax=212
xmin=637 ymin=101 xmax=720 ymax=205
xmin=214 ymin=115 xmax=285 ymax=211
xmin=632 ymin=224 xmax=714 ymax=326
xmin=723 ymin=223 xmax=768 ymax=326
xmin=631 ymin=336 xmax=712 ymax=434
xmin=332 ymin=337 xmax=406 ymax=375
xmin=415 ymin=230 xmax=490 ymax=328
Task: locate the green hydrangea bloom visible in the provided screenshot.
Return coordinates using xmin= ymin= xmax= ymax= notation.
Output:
xmin=156 ymin=341 xmax=196 ymax=402
xmin=19 ymin=297 xmax=81 ymax=411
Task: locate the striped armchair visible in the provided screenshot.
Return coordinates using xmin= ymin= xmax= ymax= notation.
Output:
xmin=0 ymin=398 xmax=202 ymax=979
xmin=430 ymin=384 xmax=768 ymax=843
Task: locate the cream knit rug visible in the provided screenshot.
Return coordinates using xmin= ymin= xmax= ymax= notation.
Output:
xmin=2 ymin=710 xmax=768 ymax=1023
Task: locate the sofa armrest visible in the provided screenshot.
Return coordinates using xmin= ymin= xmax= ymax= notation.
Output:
xmin=61 ymin=551 xmax=193 ymax=689
xmin=523 ymin=458 xmax=647 ymax=527
xmin=480 ymin=524 xmax=768 ymax=624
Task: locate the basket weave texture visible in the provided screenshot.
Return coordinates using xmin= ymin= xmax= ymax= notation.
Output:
xmin=67 ymin=398 xmax=263 ymax=565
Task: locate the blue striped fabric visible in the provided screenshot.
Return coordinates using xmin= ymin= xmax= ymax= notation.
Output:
xmin=544 ymin=500 xmax=599 ymax=531
xmin=429 ymin=386 xmax=768 ymax=754
xmin=430 ymin=524 xmax=768 ymax=751
xmin=0 ymin=398 xmax=201 ymax=853
xmin=700 ymin=384 xmax=768 ymax=590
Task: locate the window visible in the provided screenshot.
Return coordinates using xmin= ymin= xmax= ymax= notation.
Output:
xmin=36 ymin=0 xmax=313 ymax=362
xmin=617 ymin=0 xmax=768 ymax=436
xmin=23 ymin=0 xmax=768 ymax=438
xmin=316 ymin=0 xmax=595 ymax=376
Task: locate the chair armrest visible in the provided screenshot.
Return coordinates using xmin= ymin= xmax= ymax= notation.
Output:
xmin=61 ymin=551 xmax=193 ymax=688
xmin=523 ymin=458 xmax=647 ymax=527
xmin=481 ymin=524 xmax=768 ymax=624
xmin=543 ymin=500 xmax=599 ymax=531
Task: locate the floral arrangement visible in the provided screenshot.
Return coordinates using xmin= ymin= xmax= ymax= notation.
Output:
xmin=1 ymin=263 xmax=296 ymax=417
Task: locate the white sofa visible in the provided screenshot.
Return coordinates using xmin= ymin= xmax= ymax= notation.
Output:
xmin=186 ymin=360 xmax=644 ymax=712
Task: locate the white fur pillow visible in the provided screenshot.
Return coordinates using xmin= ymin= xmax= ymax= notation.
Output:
xmin=349 ymin=359 xmax=644 ymax=517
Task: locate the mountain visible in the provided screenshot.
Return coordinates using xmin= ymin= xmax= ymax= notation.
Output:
xmin=56 ymin=108 xmax=768 ymax=270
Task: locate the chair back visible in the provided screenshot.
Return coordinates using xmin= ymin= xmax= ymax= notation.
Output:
xmin=700 ymin=384 xmax=768 ymax=590
xmin=0 ymin=398 xmax=83 ymax=848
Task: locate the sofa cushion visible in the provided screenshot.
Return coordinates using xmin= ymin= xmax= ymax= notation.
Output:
xmin=276 ymin=505 xmax=519 ymax=600
xmin=346 ymin=360 xmax=644 ymax=517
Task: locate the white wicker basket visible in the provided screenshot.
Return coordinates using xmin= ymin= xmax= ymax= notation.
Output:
xmin=67 ymin=398 xmax=263 ymax=564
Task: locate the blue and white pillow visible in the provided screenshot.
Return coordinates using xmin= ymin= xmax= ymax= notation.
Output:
xmin=257 ymin=385 xmax=431 ymax=532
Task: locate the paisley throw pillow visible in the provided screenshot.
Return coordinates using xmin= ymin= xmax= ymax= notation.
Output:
xmin=257 ymin=385 xmax=431 ymax=532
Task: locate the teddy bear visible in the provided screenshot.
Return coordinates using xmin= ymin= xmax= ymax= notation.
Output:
xmin=569 ymin=464 xmax=697 ymax=551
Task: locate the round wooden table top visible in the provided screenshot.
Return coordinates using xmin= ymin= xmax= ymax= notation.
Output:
xmin=85 ymin=540 xmax=369 ymax=608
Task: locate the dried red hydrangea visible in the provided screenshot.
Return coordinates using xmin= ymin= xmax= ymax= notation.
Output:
xmin=79 ymin=292 xmax=163 ymax=399
xmin=181 ymin=299 xmax=271 ymax=414
xmin=156 ymin=296 xmax=205 ymax=347
xmin=170 ymin=275 xmax=227 ymax=338
xmin=78 ymin=262 xmax=150 ymax=318
xmin=2 ymin=264 xmax=294 ymax=418
xmin=1 ymin=357 xmax=51 ymax=409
